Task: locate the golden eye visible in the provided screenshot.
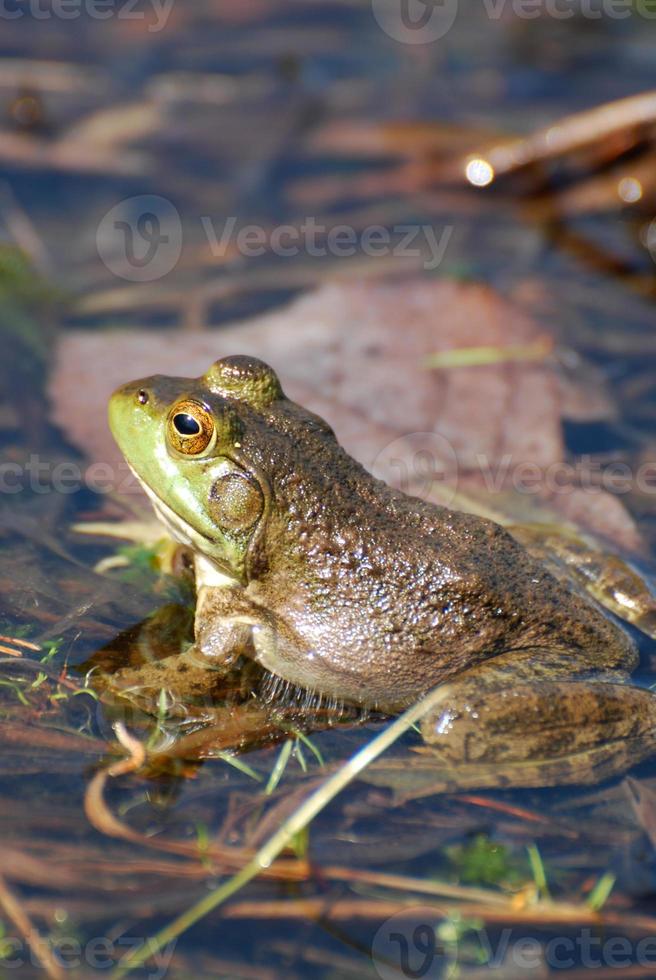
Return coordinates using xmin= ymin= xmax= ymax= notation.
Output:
xmin=167 ymin=400 xmax=216 ymax=456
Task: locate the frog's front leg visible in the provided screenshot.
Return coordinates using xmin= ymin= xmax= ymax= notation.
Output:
xmin=187 ymin=584 xmax=261 ymax=670
xmin=418 ymin=649 xmax=656 ymax=792
xmin=186 ymin=581 xmax=307 ymax=683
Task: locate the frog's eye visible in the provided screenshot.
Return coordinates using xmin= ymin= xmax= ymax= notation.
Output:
xmin=173 ymin=413 xmax=200 ymax=436
xmin=167 ymin=400 xmax=216 ymax=456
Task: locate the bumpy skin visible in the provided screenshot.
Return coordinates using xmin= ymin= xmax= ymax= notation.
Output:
xmin=109 ymin=355 xmax=656 ymax=788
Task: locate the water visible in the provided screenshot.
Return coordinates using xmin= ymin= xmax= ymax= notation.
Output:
xmin=2 ymin=2 xmax=656 ymax=978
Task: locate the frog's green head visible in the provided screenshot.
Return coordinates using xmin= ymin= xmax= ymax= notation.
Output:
xmin=108 ymin=355 xmax=291 ymax=585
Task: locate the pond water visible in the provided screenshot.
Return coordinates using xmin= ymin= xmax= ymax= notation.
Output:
xmin=2 ymin=2 xmax=656 ymax=978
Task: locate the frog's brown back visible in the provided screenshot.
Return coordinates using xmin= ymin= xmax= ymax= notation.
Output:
xmin=240 ymin=393 xmax=637 ymax=706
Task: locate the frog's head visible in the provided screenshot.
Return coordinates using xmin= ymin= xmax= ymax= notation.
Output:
xmin=108 ymin=355 xmax=299 ymax=586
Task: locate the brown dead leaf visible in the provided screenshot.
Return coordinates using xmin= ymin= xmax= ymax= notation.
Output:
xmin=49 ymin=277 xmax=639 ymax=549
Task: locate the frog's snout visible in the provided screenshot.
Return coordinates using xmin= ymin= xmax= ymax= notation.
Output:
xmin=108 ymin=379 xmax=153 ymax=447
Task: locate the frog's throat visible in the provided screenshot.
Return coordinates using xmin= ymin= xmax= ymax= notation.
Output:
xmin=127 ymin=464 xmax=241 ymax=586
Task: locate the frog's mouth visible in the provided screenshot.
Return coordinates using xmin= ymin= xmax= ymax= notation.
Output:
xmin=127 ymin=464 xmax=242 ymax=585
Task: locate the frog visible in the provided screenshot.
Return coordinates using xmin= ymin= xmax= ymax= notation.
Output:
xmin=107 ymin=354 xmax=656 ymax=790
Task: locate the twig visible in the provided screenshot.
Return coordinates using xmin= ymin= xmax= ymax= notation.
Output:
xmin=467 ymin=90 xmax=656 ymax=181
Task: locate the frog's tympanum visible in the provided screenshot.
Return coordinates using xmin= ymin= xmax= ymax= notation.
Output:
xmin=109 ymin=355 xmax=656 ymax=789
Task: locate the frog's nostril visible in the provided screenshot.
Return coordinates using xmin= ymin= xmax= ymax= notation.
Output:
xmin=137 ymin=389 xmax=149 ymax=405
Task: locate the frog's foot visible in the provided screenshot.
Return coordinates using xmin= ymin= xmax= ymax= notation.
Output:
xmin=98 ymin=648 xmax=232 ymax=711
xmin=419 ymin=671 xmax=656 ymax=792
xmin=148 ymin=698 xmax=290 ymax=759
xmin=509 ymin=523 xmax=656 ymax=638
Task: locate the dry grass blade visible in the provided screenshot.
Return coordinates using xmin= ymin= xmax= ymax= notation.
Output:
xmin=0 ymin=635 xmax=41 ymax=652
xmin=108 ymin=681 xmax=460 ymax=978
xmin=217 ymin=897 xmax=656 ymax=933
xmin=422 ymin=337 xmax=553 ymax=369
xmin=0 ymin=643 xmax=23 ymax=657
xmin=0 ymin=180 xmax=52 ymax=273
xmin=0 ymin=872 xmax=66 ymax=980
xmin=323 ymin=867 xmax=509 ymax=906
xmin=84 ymin=723 xmax=148 ymax=842
xmin=83 ymin=727 xmax=310 ymax=881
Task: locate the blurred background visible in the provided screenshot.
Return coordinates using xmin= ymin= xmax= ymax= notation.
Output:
xmin=3 ymin=0 xmax=656 ymax=321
